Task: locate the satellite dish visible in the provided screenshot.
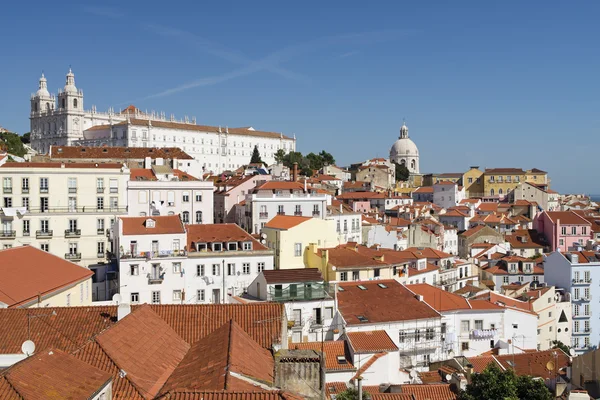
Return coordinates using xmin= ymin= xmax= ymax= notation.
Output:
xmin=21 ymin=340 xmax=35 ymax=356
xmin=409 ymin=370 xmax=418 ymax=378
xmin=445 ymin=374 xmax=452 ymax=381
xmin=569 ymin=348 xmax=576 ymax=356
xmin=261 ymin=233 xmax=267 ymax=239
xmin=112 ymin=293 xmax=122 ymax=304
xmin=546 ymin=361 xmax=555 ymax=371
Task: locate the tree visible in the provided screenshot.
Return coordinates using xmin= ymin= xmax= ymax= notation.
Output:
xmin=318 ymin=150 xmax=335 ymax=166
xmin=335 ymin=387 xmax=371 ymax=400
xmin=394 ymin=162 xmax=410 ymax=181
xmin=21 ymin=132 xmax=30 ymax=144
xmin=274 ymin=148 xmax=286 ymax=164
xmin=305 ymin=152 xmax=323 ymax=170
xmin=551 ymin=340 xmax=570 ymax=355
xmin=459 ymin=364 xmax=552 ymax=400
xmin=250 ymin=146 xmax=264 ymax=165
xmin=0 ymin=131 xmax=26 ymax=157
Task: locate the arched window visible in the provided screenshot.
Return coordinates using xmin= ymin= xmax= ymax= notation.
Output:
xmin=400 ymin=159 xmax=406 ymax=166
xmin=499 ymin=188 xmax=503 ymax=195
xmin=410 ymin=159 xmax=416 ymax=170
xmin=73 ymin=98 xmax=78 ymax=108
xmin=182 ymin=211 xmax=190 ymax=223
xmin=34 ymin=103 xmax=38 ymax=112
xmin=195 ymin=211 xmax=203 ymax=224
xmin=61 ymin=98 xmax=66 ymax=108
xmin=46 ymin=103 xmax=50 ymax=111
xmin=490 ymin=189 xmax=495 ymax=196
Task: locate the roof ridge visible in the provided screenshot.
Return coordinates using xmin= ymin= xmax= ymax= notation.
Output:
xmin=224 ymin=319 xmax=235 ymax=390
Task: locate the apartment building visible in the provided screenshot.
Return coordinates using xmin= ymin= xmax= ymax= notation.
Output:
xmin=0 ymin=162 xmax=129 ymax=267
xmin=116 ymin=217 xmax=274 ymax=305
xmin=479 ymin=255 xmax=545 ymax=292
xmin=213 ymin=174 xmax=271 ymax=223
xmin=534 ymin=211 xmax=592 ymax=252
xmin=242 ymin=181 xmax=330 ymax=234
xmin=544 ymin=251 xmax=600 ymax=355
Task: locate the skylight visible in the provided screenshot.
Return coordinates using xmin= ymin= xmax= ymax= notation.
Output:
xmin=357 ymin=315 xmax=369 ymax=323
xmin=357 ymin=285 xmax=367 ymax=290
xmin=337 ymin=356 xmax=347 ymax=364
xmin=377 ymin=283 xmax=388 ymax=289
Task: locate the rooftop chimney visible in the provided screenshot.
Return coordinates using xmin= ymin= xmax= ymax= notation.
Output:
xmin=292 ymin=162 xmax=298 ymax=182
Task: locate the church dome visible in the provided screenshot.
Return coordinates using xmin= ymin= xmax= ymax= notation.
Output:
xmin=36 ymin=73 xmax=50 ymax=97
xmin=390 ymin=137 xmax=419 ymax=158
xmin=63 ymin=68 xmax=77 ymax=93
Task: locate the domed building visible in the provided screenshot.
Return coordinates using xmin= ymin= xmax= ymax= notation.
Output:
xmin=390 ymin=122 xmax=419 ymax=174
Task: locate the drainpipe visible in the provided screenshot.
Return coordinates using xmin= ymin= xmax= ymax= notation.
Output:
xmin=222 ymin=259 xmax=226 ymax=304
xmin=357 ymin=376 xmax=363 ymax=400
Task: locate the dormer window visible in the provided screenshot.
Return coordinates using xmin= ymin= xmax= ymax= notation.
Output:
xmin=196 ymin=243 xmax=207 ymax=252
xmin=508 ymin=263 xmax=518 ymax=273
xmin=212 ymin=242 xmax=223 ymax=252
xmin=242 ymin=242 xmax=252 ymax=251
xmin=145 ymin=219 xmax=156 ymax=228
xmin=228 ymin=242 xmax=238 ymax=251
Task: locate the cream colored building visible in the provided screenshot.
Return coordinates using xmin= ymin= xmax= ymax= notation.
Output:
xmin=0 ymin=162 xmax=129 ymax=268
xmin=262 ymin=215 xmax=339 ymax=269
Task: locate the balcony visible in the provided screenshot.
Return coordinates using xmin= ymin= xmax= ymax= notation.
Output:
xmin=312 ymin=211 xmax=321 ymax=217
xmin=22 ymin=231 xmax=30 ymax=237
xmin=97 ymin=187 xmax=105 ymax=193
xmin=470 ymin=329 xmax=498 ymax=339
xmin=64 ymin=229 xmax=81 ymax=238
xmin=259 ymin=212 xmax=269 ymax=219
xmin=68 ymin=187 xmax=77 ymax=194
xmin=97 ymin=228 xmax=105 ymax=235
xmin=21 ymin=187 xmax=29 ymax=194
xmin=3 ymin=187 xmax=12 ymax=194
xmin=294 ymin=211 xmax=303 ymax=216
xmin=148 ymin=275 xmax=164 ymax=284
xmin=27 ymin=206 xmax=127 ymax=214
xmin=40 ymin=187 xmax=49 ymax=194
xmin=572 ymin=279 xmax=591 ymax=285
xmin=65 ymin=253 xmax=81 ymax=261
xmin=573 ymin=313 xmax=592 ymax=319
xmin=268 ymin=282 xmax=331 ymax=302
xmin=0 ymin=230 xmax=16 ymax=239
xmin=36 ymin=230 xmax=53 ymax=238
xmin=97 ymin=252 xmax=106 ymax=259
xmin=277 ymin=211 xmax=285 ymax=216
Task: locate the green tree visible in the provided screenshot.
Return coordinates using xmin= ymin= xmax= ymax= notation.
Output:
xmin=459 ymin=364 xmax=552 ymax=400
xmin=0 ymin=131 xmax=26 ymax=157
xmin=305 ymin=152 xmax=323 ymax=170
xmin=394 ymin=162 xmax=410 ymax=181
xmin=318 ymin=150 xmax=335 ymax=166
xmin=551 ymin=340 xmax=570 ymax=355
xmin=274 ymin=148 xmax=286 ymax=164
xmin=250 ymin=146 xmax=264 ymax=165
xmin=335 ymin=387 xmax=371 ymax=400
xmin=282 ymin=151 xmax=304 ymax=169
xmin=21 ymin=132 xmax=30 ymax=144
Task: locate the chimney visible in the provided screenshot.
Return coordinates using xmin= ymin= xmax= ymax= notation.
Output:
xmin=144 ymin=156 xmax=151 ymax=169
xmin=292 ymin=162 xmax=298 ymax=182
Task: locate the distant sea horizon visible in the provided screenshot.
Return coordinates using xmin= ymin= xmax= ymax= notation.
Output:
xmin=590 ymin=195 xmax=600 ymax=203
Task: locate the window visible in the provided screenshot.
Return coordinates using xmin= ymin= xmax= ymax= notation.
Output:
xmin=22 ymin=220 xmax=30 ymax=235
xmin=257 ymin=262 xmax=265 ymax=273
xmin=295 ymin=204 xmax=302 ymax=215
xmin=582 ymin=227 xmax=587 ymax=235
xmin=40 ymin=177 xmax=48 ymax=192
xmin=97 ymin=242 xmax=105 ymax=256
xmin=2 ymin=177 xmax=12 ymax=193
xmin=242 ymin=263 xmax=250 ymax=274
xmin=3 ymin=197 xmax=12 ymax=208
xmin=242 ymin=242 xmax=252 ymax=251
xmin=399 ymin=331 xmax=406 ymax=343
xmin=151 ymin=291 xmax=161 ymax=304
xmin=197 ymin=289 xmax=205 ymax=302
xmin=561 ymin=227 xmax=567 ymax=235
xmin=182 ymin=192 xmax=190 ymax=202
xmin=325 ymin=307 xmax=334 ymax=319
xmin=415 ymin=329 xmax=421 ymax=342
xmin=130 ymin=265 xmax=139 ymax=276
xmin=21 ymin=178 xmax=29 ymax=192
xmin=40 ymin=197 xmax=48 ymax=212
xmin=110 ymin=197 xmax=118 ymax=210
xmin=182 ymin=211 xmax=190 ymax=223
xmin=374 ymin=268 xmax=380 ymax=278
xmin=474 ymin=320 xmax=484 ymax=330
xmin=195 ymin=211 xmax=203 ymax=223
xmin=66 ymin=293 xmax=71 ymax=306
xmin=73 ymin=98 xmax=78 ymax=108
xmin=461 ymin=320 xmax=470 ymax=333
xmin=277 ymin=205 xmax=284 ymax=214
xmin=344 ymin=220 xmax=348 ymax=233
xmin=425 ymin=328 xmax=434 ymax=340
xmin=97 ymin=197 xmax=104 ymax=210
xmin=67 ymin=177 xmax=77 ymax=193
xmin=352 ymin=270 xmax=360 ymax=281
xmin=340 ymin=272 xmax=348 ymax=281
xmin=22 ymin=197 xmax=29 ymax=210
xmin=336 ymin=220 xmax=340 ymax=233
xmin=196 ymin=264 xmax=205 ymax=276
xmin=131 ymin=293 xmax=139 ymax=303
xmin=40 ymin=219 xmax=50 ymax=233
xmin=173 ymin=290 xmax=182 ymax=302
xmin=227 ymin=263 xmax=235 ymax=275
xmin=212 ymin=264 xmax=220 ymax=276
xmin=41 ymin=243 xmax=49 ymax=252
xmin=173 ymin=263 xmax=182 ymax=274
xmin=96 ymin=178 xmax=104 ymax=192
xmin=572 ymin=226 xmax=577 ymax=235
xmin=574 ymin=320 xmax=580 ymax=332
xmin=294 ymin=243 xmax=302 ymax=257
xmin=109 ymin=179 xmax=118 ymax=193
xmin=461 ymin=342 xmax=469 ymax=351
xmin=195 ymin=193 xmax=202 ymax=202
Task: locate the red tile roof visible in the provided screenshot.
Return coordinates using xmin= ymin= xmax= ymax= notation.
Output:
xmin=1 ymin=348 xmax=112 ymax=399
xmin=442 ymin=209 xmax=469 ymax=217
xmin=476 ymin=202 xmax=499 ymax=213
xmin=262 ymin=268 xmax=323 ymax=284
xmin=50 ymin=145 xmax=194 ymax=160
xmin=346 ymin=331 xmax=398 ymax=353
xmin=0 ymin=162 xmax=123 ymax=169
xmin=264 ymin=215 xmax=313 ymax=230
xmin=399 ymin=384 xmax=456 ymax=399
xmin=413 ymin=186 xmax=434 ymax=193
xmin=485 ymin=168 xmax=525 ymax=174
xmin=544 ymin=211 xmax=592 ymax=225
xmin=121 ymin=215 xmax=186 ymax=236
xmin=337 ymin=280 xmax=440 ymax=325
xmin=187 ymin=224 xmax=268 ymax=251
xmin=0 ymin=246 xmax=93 ymax=307
xmin=158 ymin=391 xmax=305 ymax=400
xmin=353 ymin=351 xmax=387 ymax=380
xmin=96 ymin=305 xmax=190 ymax=399
xmin=160 ymin=320 xmax=274 ymax=393
xmin=130 ymin=168 xmax=158 ymax=181
xmin=256 ymin=181 xmax=305 ymax=191
xmin=292 ymin=341 xmax=354 ymax=371
xmin=407 ymin=262 xmax=440 ymax=277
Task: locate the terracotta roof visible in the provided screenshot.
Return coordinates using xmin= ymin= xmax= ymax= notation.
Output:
xmin=130 ymin=168 xmax=158 ymax=181
xmin=0 ymin=348 xmax=112 ymax=400
xmin=413 ymin=186 xmax=434 ymax=193
xmin=407 ymin=262 xmax=439 ymax=277
xmin=187 ymin=224 xmax=268 ymax=251
xmin=504 ymin=230 xmax=544 ymax=249
xmin=0 ymin=246 xmax=93 ymax=307
xmin=256 ymin=181 xmax=304 ymax=191
xmin=337 ymin=280 xmax=440 ymax=325
xmin=160 ymin=320 xmax=274 ymax=394
xmin=158 ymin=391 xmax=305 ymax=400
xmin=467 ymin=349 xmax=569 ymax=379
xmin=96 ymin=305 xmax=190 ymax=399
xmin=544 ymin=211 xmax=592 ymax=225
xmin=292 ymin=341 xmax=354 ymax=371
xmin=121 ymin=215 xmax=185 ymax=236
xmin=337 ymin=191 xmax=386 ymax=200
xmin=459 ymin=225 xmax=486 ymax=237
xmin=264 ymin=215 xmax=313 ymax=230
xmin=468 ymin=355 xmax=498 ymax=373
xmin=442 ymin=209 xmax=469 ymax=217
xmin=471 ymin=292 xmax=533 ymax=312
xmin=403 ymin=247 xmax=453 ymax=260
xmin=343 ymin=181 xmax=371 ymax=189
xmin=408 ymin=284 xmax=472 ymax=311
xmin=399 ymin=384 xmax=457 ymax=400
xmin=485 ymin=168 xmax=525 ymax=174
xmin=476 ymin=202 xmax=499 ymax=212
xmin=352 ymin=351 xmax=387 ymax=380
xmin=419 ymin=370 xmax=444 ymax=384
xmin=346 ymin=331 xmax=398 ymax=353
xmin=319 ymin=244 xmax=415 ymax=269
xmin=172 ymin=169 xmax=200 ymax=181
xmin=262 ymin=268 xmax=323 ymax=284
xmin=50 ymin=145 xmax=194 ymax=160
xmin=0 ymin=162 xmax=123 ymax=169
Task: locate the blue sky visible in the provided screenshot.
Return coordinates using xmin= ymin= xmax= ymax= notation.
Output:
xmin=1 ymin=1 xmax=598 ymax=193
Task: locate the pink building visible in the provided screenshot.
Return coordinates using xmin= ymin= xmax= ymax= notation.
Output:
xmin=534 ymin=211 xmax=592 ymax=252
xmin=213 ymin=174 xmax=271 ymax=223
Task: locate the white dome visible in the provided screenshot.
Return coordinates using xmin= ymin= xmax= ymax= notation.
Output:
xmin=36 ymin=74 xmax=50 ymax=97
xmin=390 ymin=137 xmax=419 ymax=158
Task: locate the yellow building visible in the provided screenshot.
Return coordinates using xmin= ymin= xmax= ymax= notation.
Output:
xmin=262 ymin=215 xmax=339 ymax=269
xmin=0 ymin=246 xmax=93 ymax=308
xmin=524 ymin=168 xmax=549 ymax=187
xmin=462 ymin=167 xmax=484 ymax=197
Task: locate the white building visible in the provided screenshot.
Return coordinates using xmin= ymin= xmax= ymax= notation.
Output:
xmin=116 ymin=217 xmax=274 ymax=305
xmin=408 ymin=284 xmax=538 ymax=358
xmin=243 ymin=181 xmax=331 ymax=234
xmin=29 ymin=70 xmax=296 ymax=174
xmin=544 ymin=251 xmax=600 ymax=354
xmin=389 ymin=123 xmax=419 ymax=174
xmin=246 ymin=268 xmax=335 ymax=343
xmin=0 ymin=161 xmax=128 ymax=270
xmin=433 ymin=181 xmax=466 ymax=209
xmin=326 ymin=202 xmax=362 ymax=244
xmin=214 ymin=174 xmax=271 ymax=223
xmin=127 ymin=165 xmax=213 ymax=223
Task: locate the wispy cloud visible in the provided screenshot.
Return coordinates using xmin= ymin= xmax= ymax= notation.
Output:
xmin=339 ymin=51 xmax=359 ymax=58
xmin=141 ymin=28 xmax=415 ymax=99
xmin=82 ymin=6 xmax=124 ymax=19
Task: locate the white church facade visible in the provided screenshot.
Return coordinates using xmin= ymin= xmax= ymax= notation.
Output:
xmin=30 ymin=70 xmax=296 ymax=174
